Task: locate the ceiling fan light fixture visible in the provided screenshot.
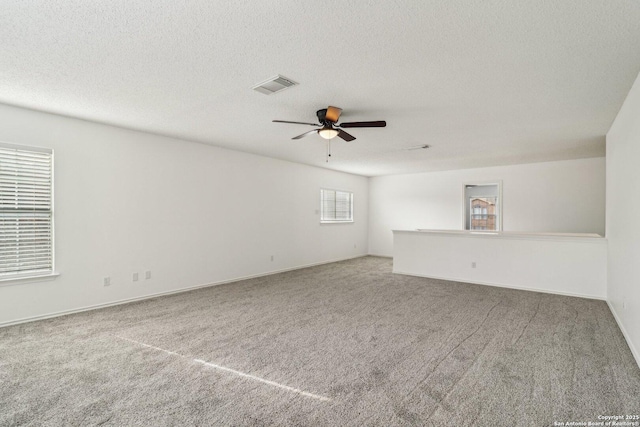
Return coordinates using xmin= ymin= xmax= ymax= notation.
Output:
xmin=318 ymin=128 xmax=339 ymax=139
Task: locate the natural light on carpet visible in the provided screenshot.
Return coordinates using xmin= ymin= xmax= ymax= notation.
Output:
xmin=113 ymin=335 xmax=331 ymax=402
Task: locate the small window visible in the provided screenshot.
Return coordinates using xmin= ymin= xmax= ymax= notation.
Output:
xmin=320 ymin=189 xmax=353 ymax=223
xmin=0 ymin=143 xmax=54 ymax=279
xmin=464 ymin=182 xmax=502 ymax=231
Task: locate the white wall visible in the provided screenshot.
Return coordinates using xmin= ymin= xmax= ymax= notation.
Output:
xmin=368 ymin=158 xmax=606 ymax=256
xmin=0 ymin=104 xmax=369 ymax=325
xmin=606 ymin=71 xmax=640 ymax=366
xmin=393 ymin=230 xmax=607 ymax=300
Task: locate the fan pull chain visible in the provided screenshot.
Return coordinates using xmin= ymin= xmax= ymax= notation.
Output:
xmin=326 ymin=139 xmax=332 ymax=162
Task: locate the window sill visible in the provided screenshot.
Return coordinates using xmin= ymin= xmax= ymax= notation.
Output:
xmin=0 ymin=272 xmax=60 ymax=287
xmin=320 ymin=220 xmax=354 ymax=224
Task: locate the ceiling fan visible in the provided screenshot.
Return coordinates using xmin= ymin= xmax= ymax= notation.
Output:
xmin=273 ymin=106 xmax=386 ymax=141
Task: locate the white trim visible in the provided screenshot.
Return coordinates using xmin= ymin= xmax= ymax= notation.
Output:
xmin=51 ymin=148 xmax=56 ymax=278
xmin=392 ymin=269 xmax=606 ymax=301
xmin=366 ymin=253 xmax=393 ymax=259
xmin=394 ymin=229 xmax=606 ymax=243
xmin=0 ymin=272 xmax=60 ymax=287
xmin=0 ymin=140 xmax=53 ymax=154
xmin=606 ymin=300 xmax=640 ymax=369
xmin=0 ymin=255 xmax=367 ymax=328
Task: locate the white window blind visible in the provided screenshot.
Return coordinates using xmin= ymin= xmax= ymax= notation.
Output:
xmin=0 ymin=143 xmax=53 ymax=278
xmin=321 ymin=189 xmax=353 ymax=222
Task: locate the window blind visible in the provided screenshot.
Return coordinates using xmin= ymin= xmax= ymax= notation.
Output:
xmin=0 ymin=144 xmax=53 ymax=278
xmin=321 ymin=189 xmax=353 ymax=222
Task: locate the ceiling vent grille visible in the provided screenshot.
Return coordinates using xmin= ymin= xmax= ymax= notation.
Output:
xmin=252 ymin=75 xmax=298 ymax=95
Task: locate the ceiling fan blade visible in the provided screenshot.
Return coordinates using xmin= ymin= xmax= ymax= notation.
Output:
xmin=325 ymin=106 xmax=342 ymax=122
xmin=273 ymin=120 xmax=319 ymax=126
xmin=404 ymin=144 xmax=430 ymax=151
xmin=292 ymin=129 xmax=319 ymax=140
xmin=337 ymin=129 xmax=356 ymax=141
xmin=339 ymin=120 xmax=386 ymax=128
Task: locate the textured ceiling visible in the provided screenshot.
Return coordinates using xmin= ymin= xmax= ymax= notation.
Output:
xmin=2 ymin=1 xmax=640 ymax=176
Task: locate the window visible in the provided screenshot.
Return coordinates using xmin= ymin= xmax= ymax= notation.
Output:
xmin=0 ymin=143 xmax=54 ymax=280
xmin=463 ymin=182 xmax=502 ymax=231
xmin=320 ymin=189 xmax=353 ymax=223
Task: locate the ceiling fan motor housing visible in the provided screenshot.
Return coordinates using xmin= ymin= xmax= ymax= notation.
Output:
xmin=316 ymin=108 xmax=329 ymax=124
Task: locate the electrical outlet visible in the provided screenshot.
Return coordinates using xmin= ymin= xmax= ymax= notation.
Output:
xmin=133 ymin=272 xmax=139 ymax=282
xmin=354 ymin=244 xmax=357 ymax=248
xmin=270 ymin=255 xmax=274 ymax=262
xmin=145 ymin=271 xmax=151 ymax=280
xmin=471 ymin=262 xmax=476 ymax=268
xmin=103 ymin=277 xmax=111 ymax=287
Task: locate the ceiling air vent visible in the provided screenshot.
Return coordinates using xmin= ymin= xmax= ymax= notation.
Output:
xmin=252 ymin=75 xmax=298 ymax=95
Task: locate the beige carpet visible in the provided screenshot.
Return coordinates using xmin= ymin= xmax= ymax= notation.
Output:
xmin=1 ymin=256 xmax=638 ymax=426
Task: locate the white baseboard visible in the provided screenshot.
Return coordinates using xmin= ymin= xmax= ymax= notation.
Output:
xmin=606 ymin=300 xmax=640 ymax=369
xmin=366 ymin=253 xmax=393 ymax=259
xmin=0 ymin=254 xmax=368 ymax=328
xmin=393 ymin=270 xmax=607 ymax=301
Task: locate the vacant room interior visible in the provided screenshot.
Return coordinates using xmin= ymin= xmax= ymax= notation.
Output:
xmin=1 ymin=1 xmax=639 ymax=426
